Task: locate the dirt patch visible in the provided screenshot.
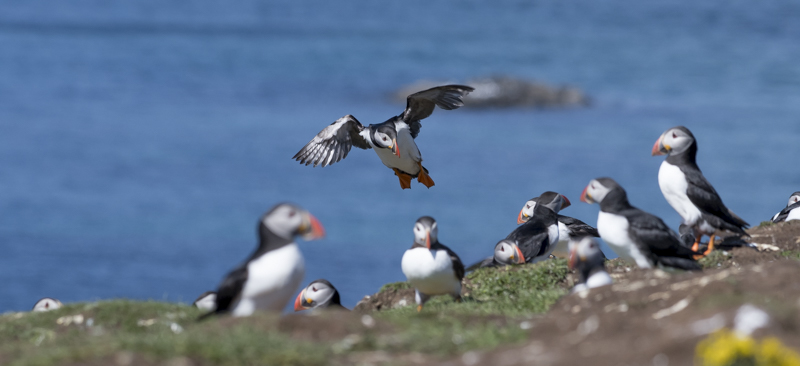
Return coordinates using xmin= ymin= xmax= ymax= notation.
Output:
xmin=354 ymin=287 xmax=417 ymax=313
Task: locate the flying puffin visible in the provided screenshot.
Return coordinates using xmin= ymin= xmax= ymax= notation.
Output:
xmin=505 ymin=197 xmax=561 ymax=264
xmin=293 ymin=279 xmax=346 ymax=311
xmin=652 ymin=126 xmax=749 ymax=255
xmin=581 ymin=177 xmax=701 ymax=270
xmin=193 ymin=291 xmax=217 ymax=311
xmin=401 ymin=216 xmax=465 ymax=311
xmin=771 ymin=191 xmax=800 ymax=223
xmin=517 ymin=191 xmax=600 ymax=258
xmin=32 ymin=298 xmax=63 ymax=312
xmin=200 ymin=203 xmax=325 ymax=318
xmin=569 ymin=237 xmax=612 ymax=292
xmin=293 ymin=85 xmax=474 ymax=189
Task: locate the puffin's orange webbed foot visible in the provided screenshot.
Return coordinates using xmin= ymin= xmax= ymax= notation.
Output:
xmin=393 ymin=168 xmax=413 ymax=189
xmin=416 ymin=162 xmax=435 ymax=188
xmin=703 ymin=235 xmax=716 ymax=256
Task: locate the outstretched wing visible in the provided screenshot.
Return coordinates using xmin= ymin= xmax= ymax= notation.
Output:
xmin=293 ymin=115 xmax=370 ymax=167
xmin=401 ymin=85 xmax=474 ymax=138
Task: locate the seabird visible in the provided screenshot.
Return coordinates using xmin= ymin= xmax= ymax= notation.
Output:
xmin=517 ymin=191 xmax=600 ymax=258
xmin=652 ymin=126 xmax=749 ymax=255
xmin=200 ymin=203 xmax=325 ymax=318
xmin=193 ymin=291 xmax=217 ymax=311
xmin=771 ymin=191 xmax=800 ymax=223
xmin=293 ymin=279 xmax=346 ymax=311
xmin=401 ymin=216 xmax=465 ymax=311
xmin=505 ymin=197 xmax=561 ymax=264
xmin=568 ymin=237 xmax=612 ymax=292
xmin=32 ymin=298 xmax=62 ymax=312
xmin=293 ymin=85 xmax=474 ymax=189
xmin=581 ymin=177 xmax=701 ymax=270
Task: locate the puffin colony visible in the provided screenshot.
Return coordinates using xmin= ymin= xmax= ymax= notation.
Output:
xmin=28 ymin=86 xmax=796 ymax=319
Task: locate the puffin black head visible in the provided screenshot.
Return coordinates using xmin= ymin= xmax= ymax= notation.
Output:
xmin=652 ymin=126 xmax=695 ymax=156
xmin=413 ymin=216 xmax=438 ymax=249
xmin=517 ymin=197 xmax=538 ymax=224
xmin=372 ymin=124 xmax=400 ymax=157
xmin=493 ymin=239 xmax=525 ymax=265
xmin=294 ymin=279 xmax=341 ymax=311
xmin=788 ymin=192 xmax=800 ymax=206
xmin=260 ymin=203 xmax=325 ymax=243
xmin=580 ymin=178 xmax=621 ymax=205
xmin=568 ymin=237 xmax=605 ymax=270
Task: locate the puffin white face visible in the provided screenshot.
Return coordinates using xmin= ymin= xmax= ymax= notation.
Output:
xmin=652 ymin=127 xmax=694 ymax=156
xmin=517 ymin=199 xmax=537 ymax=224
xmin=494 ymin=240 xmax=525 ymax=265
xmin=32 ymin=298 xmax=63 ymax=312
xmin=372 ymin=127 xmax=400 ymax=157
xmin=568 ymin=237 xmax=602 ymax=269
xmin=263 ymin=204 xmax=325 ymax=241
xmin=413 ymin=219 xmax=438 ymax=248
xmin=789 ymin=193 xmax=800 ymax=206
xmin=294 ymin=280 xmax=337 ymax=311
xmin=580 ymin=179 xmax=611 ymax=205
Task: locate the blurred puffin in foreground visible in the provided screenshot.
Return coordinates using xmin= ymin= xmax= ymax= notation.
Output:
xmin=401 ymin=216 xmax=465 ymax=311
xmin=294 ymin=279 xmax=346 ymax=311
xmin=193 ymin=291 xmax=217 ymax=311
xmin=581 ymin=177 xmax=701 ymax=270
xmin=771 ymin=191 xmax=800 ymax=223
xmin=652 ymin=126 xmax=749 ymax=255
xmin=200 ymin=203 xmax=325 ymax=319
xmin=293 ymin=85 xmax=474 ymax=189
xmin=517 ymin=191 xmax=600 ymax=258
xmin=32 ymin=298 xmax=63 ymax=312
xmin=569 ymin=237 xmax=612 ymax=292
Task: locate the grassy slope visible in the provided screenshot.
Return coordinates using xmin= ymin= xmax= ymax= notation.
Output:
xmin=0 ymin=260 xmax=570 ymax=366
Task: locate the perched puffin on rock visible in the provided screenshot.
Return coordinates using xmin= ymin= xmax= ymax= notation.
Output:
xmin=200 ymin=203 xmax=325 ymax=318
xmin=581 ymin=177 xmax=701 ymax=270
xmin=505 ymin=196 xmax=561 ymax=264
xmin=652 ymin=126 xmax=749 ymax=255
xmin=517 ymin=191 xmax=600 ymax=258
xmin=293 ymin=279 xmax=345 ymax=311
xmin=32 ymin=298 xmax=63 ymax=312
xmin=193 ymin=291 xmax=217 ymax=311
xmin=293 ymin=85 xmax=474 ymax=189
xmin=401 ymin=216 xmax=465 ymax=311
xmin=771 ymin=191 xmax=800 ymax=223
xmin=569 ymin=237 xmax=612 ymax=292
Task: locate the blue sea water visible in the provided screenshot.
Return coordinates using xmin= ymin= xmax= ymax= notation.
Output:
xmin=0 ymin=0 xmax=799 ymax=312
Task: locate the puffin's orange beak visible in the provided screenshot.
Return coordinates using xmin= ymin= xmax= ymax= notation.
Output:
xmin=425 ymin=231 xmax=431 ymax=249
xmin=568 ymin=247 xmax=578 ymax=269
xmin=580 ymin=186 xmax=590 ymax=203
xmin=392 ymin=138 xmax=400 ymax=158
xmin=303 ymin=213 xmax=325 ymax=240
xmin=517 ymin=208 xmax=527 ymax=224
xmin=561 ymin=195 xmax=571 ymax=209
xmin=293 ymin=290 xmax=307 ymax=312
xmin=652 ymin=135 xmax=667 ymax=156
xmin=514 ymin=245 xmax=525 ymax=264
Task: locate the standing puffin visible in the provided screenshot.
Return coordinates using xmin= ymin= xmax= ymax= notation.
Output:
xmin=771 ymin=191 xmax=800 ymax=223
xmin=293 ymin=279 xmax=346 ymax=311
xmin=505 ymin=196 xmax=561 ymax=264
xmin=32 ymin=298 xmax=63 ymax=312
xmin=517 ymin=191 xmax=600 ymax=258
xmin=200 ymin=203 xmax=325 ymax=318
xmin=581 ymin=177 xmax=701 ymax=270
xmin=652 ymin=126 xmax=749 ymax=255
xmin=401 ymin=216 xmax=465 ymax=311
xmin=569 ymin=237 xmax=612 ymax=292
xmin=293 ymin=85 xmax=474 ymax=189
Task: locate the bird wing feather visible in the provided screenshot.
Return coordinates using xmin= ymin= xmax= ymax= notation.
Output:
xmin=293 ymin=116 xmax=370 ymax=167
xmin=401 ymin=85 xmax=474 ymax=138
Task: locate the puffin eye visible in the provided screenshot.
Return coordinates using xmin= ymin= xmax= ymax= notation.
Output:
xmin=288 ymin=211 xmax=296 ymax=218
xmin=672 ymin=132 xmax=677 ymax=138
xmin=312 ymin=287 xmax=317 ymax=292
xmin=500 ymin=247 xmax=505 ymax=252
xmin=382 ymin=137 xmax=387 ymax=141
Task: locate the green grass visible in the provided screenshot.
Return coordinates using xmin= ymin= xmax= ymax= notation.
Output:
xmin=759 ymin=221 xmax=776 ymax=227
xmin=780 ymin=250 xmax=800 ymax=260
xmin=699 ymin=250 xmax=734 ymax=269
xmin=0 ymin=261 xmax=571 ymax=365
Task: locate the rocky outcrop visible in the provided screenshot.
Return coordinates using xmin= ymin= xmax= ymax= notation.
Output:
xmin=393 ymin=76 xmax=590 ymax=109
